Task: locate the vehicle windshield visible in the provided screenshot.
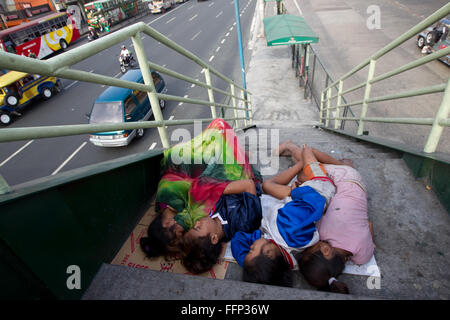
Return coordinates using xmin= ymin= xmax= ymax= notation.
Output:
xmin=89 ymin=102 xmax=123 ymax=124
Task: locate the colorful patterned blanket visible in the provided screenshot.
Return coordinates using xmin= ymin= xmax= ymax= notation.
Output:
xmin=155 ymin=119 xmax=262 ymax=230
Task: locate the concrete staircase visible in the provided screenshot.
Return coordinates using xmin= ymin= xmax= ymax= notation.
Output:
xmin=232 ymin=120 xmax=450 ymax=300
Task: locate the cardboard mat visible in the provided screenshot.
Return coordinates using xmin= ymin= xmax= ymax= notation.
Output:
xmin=111 ymin=203 xmax=229 ymax=279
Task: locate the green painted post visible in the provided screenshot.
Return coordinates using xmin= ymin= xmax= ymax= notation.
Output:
xmin=241 ymin=89 xmax=248 ymax=127
xmin=131 ymin=32 xmax=170 ymax=148
xmin=230 ymin=83 xmax=239 ymax=128
xmin=0 ymin=175 xmax=11 ymax=195
xmin=325 ymin=87 xmax=332 ymax=127
xmin=357 ymin=59 xmax=377 ymax=136
xmin=204 ymin=68 xmax=217 ymax=119
xmin=319 ymin=91 xmax=325 ymax=125
xmin=424 ymin=78 xmax=450 ymax=153
xmin=248 ymin=93 xmax=253 ymax=125
xmin=335 ymin=80 xmax=344 ymax=129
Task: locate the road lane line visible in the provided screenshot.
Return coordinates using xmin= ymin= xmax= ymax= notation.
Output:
xmin=216 ymin=46 xmax=221 ymax=52
xmin=147 ymin=1 xmax=189 ymax=25
xmin=216 ymin=11 xmax=223 ymax=18
xmin=189 ymin=14 xmax=198 ymax=22
xmin=226 ymin=32 xmax=230 ymax=36
xmin=52 ymin=142 xmax=87 ymax=175
xmin=191 ymin=30 xmax=202 ymax=41
xmin=209 ymin=55 xmax=215 ymax=62
xmin=166 ymin=17 xmax=176 ymax=24
xmin=209 ymin=2 xmax=214 ymax=7
xmin=165 ymin=115 xmax=174 ymax=129
xmin=64 ymin=81 xmax=78 ymax=90
xmin=148 ymin=142 xmax=157 ymax=150
xmin=188 ymin=5 xmax=194 ymax=9
xmin=221 ymin=38 xmax=226 ymax=44
xmin=0 ymin=140 xmax=34 ymax=167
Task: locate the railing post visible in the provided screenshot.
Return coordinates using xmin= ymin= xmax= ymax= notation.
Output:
xmin=335 ymin=80 xmax=344 ymax=129
xmin=131 ymin=32 xmax=169 ymax=148
xmin=248 ymin=92 xmax=253 ymax=125
xmin=325 ymin=87 xmax=332 ymax=127
xmin=203 ymin=67 xmax=217 ymax=119
xmin=306 ymin=50 xmax=316 ymax=100
xmin=357 ymin=59 xmax=377 ymax=135
xmin=319 ymin=91 xmax=325 ymax=125
xmin=241 ymin=88 xmax=248 ymax=127
xmin=230 ymin=83 xmax=239 ymax=128
xmin=424 ymin=78 xmax=450 ymax=153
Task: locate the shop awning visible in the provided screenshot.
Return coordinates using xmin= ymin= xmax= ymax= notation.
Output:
xmin=263 ymin=14 xmax=319 ymax=46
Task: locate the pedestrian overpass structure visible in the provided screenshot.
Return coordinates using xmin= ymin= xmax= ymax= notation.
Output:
xmin=0 ymin=2 xmax=449 ymax=300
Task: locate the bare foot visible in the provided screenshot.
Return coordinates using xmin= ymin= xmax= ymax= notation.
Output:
xmin=272 ymin=139 xmax=293 ymax=157
xmin=340 ymin=159 xmax=354 ymax=168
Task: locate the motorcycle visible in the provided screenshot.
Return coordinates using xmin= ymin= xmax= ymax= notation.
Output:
xmin=119 ymin=53 xmax=136 ymax=73
xmin=87 ymin=29 xmax=100 ymax=42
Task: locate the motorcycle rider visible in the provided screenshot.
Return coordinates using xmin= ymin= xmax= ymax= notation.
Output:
xmin=119 ymin=45 xmax=130 ymax=63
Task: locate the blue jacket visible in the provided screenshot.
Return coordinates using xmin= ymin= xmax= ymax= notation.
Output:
xmin=212 ymin=184 xmax=263 ymax=242
xmin=231 ymin=186 xmax=325 ymax=268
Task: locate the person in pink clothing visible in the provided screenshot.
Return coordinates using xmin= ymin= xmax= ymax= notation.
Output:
xmin=275 ymin=141 xmax=375 ymax=294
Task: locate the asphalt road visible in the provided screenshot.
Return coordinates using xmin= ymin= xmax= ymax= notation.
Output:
xmin=0 ymin=0 xmax=257 ymax=186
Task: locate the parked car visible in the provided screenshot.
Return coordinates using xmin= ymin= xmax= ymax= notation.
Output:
xmin=148 ymin=0 xmax=175 ymax=14
xmin=174 ymin=0 xmax=187 ymax=3
xmin=417 ymin=16 xmax=450 ymax=66
xmin=88 ymin=69 xmax=167 ymax=147
xmin=0 ymin=71 xmax=62 ymax=125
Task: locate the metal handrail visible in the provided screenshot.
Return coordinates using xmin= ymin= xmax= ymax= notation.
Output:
xmin=0 ymin=21 xmax=253 ymax=148
xmin=319 ymin=3 xmax=450 ymax=154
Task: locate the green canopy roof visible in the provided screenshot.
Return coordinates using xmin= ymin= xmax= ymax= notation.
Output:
xmin=263 ymin=14 xmax=319 ymax=46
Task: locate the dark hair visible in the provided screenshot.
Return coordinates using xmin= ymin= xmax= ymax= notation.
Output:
xmin=243 ymin=252 xmax=293 ymax=287
xmin=180 ymin=234 xmax=223 ymax=274
xmin=140 ymin=214 xmax=182 ymax=259
xmin=298 ymin=250 xmax=349 ymax=294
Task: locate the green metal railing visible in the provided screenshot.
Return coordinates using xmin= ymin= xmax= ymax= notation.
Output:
xmin=319 ymin=3 xmax=450 ymax=154
xmin=0 ymin=21 xmax=253 ymax=147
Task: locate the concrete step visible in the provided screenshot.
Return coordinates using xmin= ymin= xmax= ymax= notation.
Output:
xmin=83 ymin=263 xmax=374 ymax=300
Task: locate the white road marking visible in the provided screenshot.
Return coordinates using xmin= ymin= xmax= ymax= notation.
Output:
xmin=216 ymin=46 xmax=221 ymax=52
xmin=216 ymin=11 xmax=223 ymax=18
xmin=147 ymin=1 xmax=189 ymax=25
xmin=166 ymin=17 xmax=176 ymax=24
xmin=0 ymin=140 xmax=34 ymax=167
xmin=64 ymin=80 xmax=78 ymax=90
xmin=149 ymin=142 xmax=157 ymax=150
xmin=52 ymin=142 xmax=87 ymax=175
xmin=229 ymin=27 xmax=233 ymax=31
xmin=188 ymin=5 xmax=194 ymax=10
xmin=226 ymin=32 xmax=230 ymax=37
xmin=191 ymin=30 xmax=202 ymax=41
xmin=209 ymin=55 xmax=215 ymax=62
xmin=209 ymin=2 xmax=214 ymax=7
xmin=293 ymin=0 xmax=303 ymax=15
xmin=189 ymin=14 xmax=198 ymax=22
xmin=221 ymin=38 xmax=226 ymax=44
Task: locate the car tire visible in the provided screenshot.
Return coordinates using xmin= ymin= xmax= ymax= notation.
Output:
xmin=136 ymin=128 xmax=145 ymax=138
xmin=417 ymin=36 xmax=425 ymax=49
xmin=41 ymin=87 xmax=53 ymax=100
xmin=426 ymin=31 xmax=437 ymax=45
xmin=4 ymin=92 xmax=20 ymax=107
xmin=60 ymin=39 xmax=68 ymax=51
xmin=159 ymin=99 xmax=165 ymax=109
xmin=0 ymin=112 xmax=11 ymax=125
